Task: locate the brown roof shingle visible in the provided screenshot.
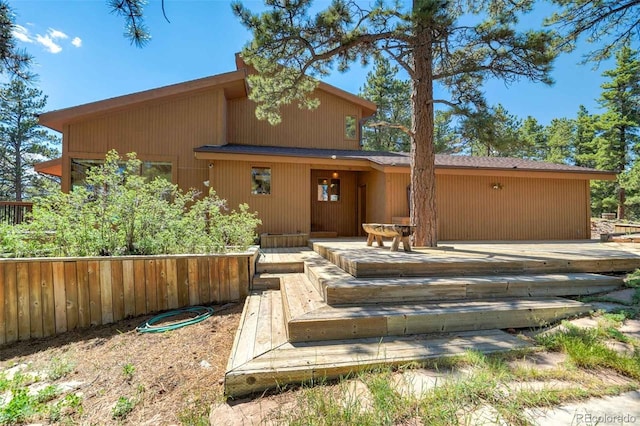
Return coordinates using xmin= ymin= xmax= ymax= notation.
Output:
xmin=194 ymin=144 xmax=615 ymax=176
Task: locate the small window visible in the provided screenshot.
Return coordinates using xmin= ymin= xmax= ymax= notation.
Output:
xmin=251 ymin=167 xmax=271 ymax=195
xmin=345 ymin=115 xmax=357 ymax=140
xmin=317 ymin=178 xmax=340 ymax=202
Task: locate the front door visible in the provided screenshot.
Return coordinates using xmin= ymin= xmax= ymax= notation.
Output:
xmin=311 ymin=170 xmax=357 ymax=236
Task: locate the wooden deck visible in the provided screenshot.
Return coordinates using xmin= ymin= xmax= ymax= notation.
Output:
xmin=225 ymin=240 xmax=635 ymax=397
xmin=225 ymin=289 xmax=532 ymax=397
xmin=312 ymin=239 xmax=640 ymax=277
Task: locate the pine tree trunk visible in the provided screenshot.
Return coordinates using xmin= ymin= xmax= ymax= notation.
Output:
xmin=15 ymin=146 xmax=22 ymax=202
xmin=410 ymin=14 xmax=437 ymax=247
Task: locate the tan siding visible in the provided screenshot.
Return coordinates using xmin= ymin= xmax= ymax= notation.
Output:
xmin=64 ymin=89 xmax=225 ymax=193
xmin=386 ymin=173 xmax=411 ymax=219
xmin=210 ymin=160 xmax=310 ymax=234
xmin=358 ymin=171 xmax=387 ymax=224
xmin=228 ymin=89 xmax=362 ymax=150
xmin=436 ymin=175 xmax=589 ymax=240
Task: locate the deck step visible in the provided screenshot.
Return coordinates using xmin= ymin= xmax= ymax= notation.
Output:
xmin=256 ymin=261 xmax=304 ymax=274
xmin=225 ymin=328 xmax=531 ymax=398
xmin=323 ymin=273 xmax=621 ymax=305
xmin=310 ymin=240 xmax=640 ymax=278
xmin=252 ymin=273 xmax=283 ymax=290
xmin=281 ymin=273 xmax=591 ymax=342
xmin=304 ymin=255 xmax=622 ymax=305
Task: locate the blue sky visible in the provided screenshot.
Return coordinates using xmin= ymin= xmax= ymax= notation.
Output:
xmin=8 ymin=0 xmax=626 ymax=127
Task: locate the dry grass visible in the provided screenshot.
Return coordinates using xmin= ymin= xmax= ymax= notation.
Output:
xmin=0 ymin=302 xmax=243 ymax=425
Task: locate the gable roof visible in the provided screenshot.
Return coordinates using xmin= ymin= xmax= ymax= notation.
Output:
xmin=38 ymin=55 xmax=377 ymax=132
xmin=194 ymin=144 xmax=617 ymax=179
xmin=38 ymin=70 xmax=248 ymax=132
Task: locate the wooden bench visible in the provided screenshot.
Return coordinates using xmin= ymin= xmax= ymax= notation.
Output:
xmin=362 ymin=223 xmax=416 ymax=252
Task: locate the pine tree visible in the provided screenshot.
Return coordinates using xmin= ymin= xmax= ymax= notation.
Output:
xmin=593 ymin=45 xmax=640 ymax=219
xmin=232 ymin=0 xmax=559 ymax=247
xmin=547 ymin=0 xmax=639 ymax=62
xmin=545 ymin=118 xmax=575 ymax=164
xmin=458 ymin=104 xmax=523 ymax=157
xmin=519 ymin=116 xmax=547 ymax=160
xmin=359 ymin=56 xmax=411 ymax=152
xmin=573 ymin=105 xmax=598 ymax=168
xmin=0 ymin=79 xmax=60 ymax=201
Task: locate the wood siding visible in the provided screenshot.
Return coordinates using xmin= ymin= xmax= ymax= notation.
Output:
xmin=210 ymin=160 xmax=311 ymax=234
xmin=358 ymin=171 xmax=388 ymax=224
xmin=436 ymin=175 xmax=590 ymax=240
xmin=311 ymin=170 xmax=358 ymax=236
xmin=0 ymin=252 xmax=257 ymax=345
xmin=227 ymin=89 xmax=363 ymax=150
xmin=63 ymin=88 xmax=227 ymax=193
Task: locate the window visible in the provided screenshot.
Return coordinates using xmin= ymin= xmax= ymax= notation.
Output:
xmin=317 ymin=178 xmax=340 ymax=202
xmin=71 ymin=158 xmax=172 ymax=188
xmin=251 ymin=167 xmax=271 ymax=195
xmin=345 ymin=115 xmax=357 ymax=140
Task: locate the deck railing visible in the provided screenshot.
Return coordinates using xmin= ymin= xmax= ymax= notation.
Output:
xmin=0 ymin=201 xmax=33 ymax=225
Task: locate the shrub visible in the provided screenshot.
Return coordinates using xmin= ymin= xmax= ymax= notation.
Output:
xmin=6 ymin=150 xmax=261 ymax=257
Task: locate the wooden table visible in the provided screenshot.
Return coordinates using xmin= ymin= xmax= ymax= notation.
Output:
xmin=362 ymin=223 xmax=416 ymax=252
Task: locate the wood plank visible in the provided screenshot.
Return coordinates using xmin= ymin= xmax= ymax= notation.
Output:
xmin=228 ymin=257 xmax=240 ymax=301
xmin=187 ymin=258 xmax=199 ymax=306
xmin=156 ymin=259 xmax=168 ymax=311
xmin=40 ymin=262 xmax=55 ymax=337
xmin=99 ymin=260 xmax=113 ymax=324
xmin=0 ymin=263 xmax=4 ymax=344
xmin=28 ymin=262 xmax=43 ymax=339
xmin=209 ymin=257 xmax=220 ymax=303
xmin=110 ymin=260 xmax=124 ymax=322
xmin=52 ymin=262 xmax=67 ymax=335
xmin=198 ymin=257 xmax=210 ymax=304
xmin=75 ymin=261 xmax=90 ymax=329
xmin=122 ymin=260 xmax=135 ymax=318
xmin=219 ymin=257 xmax=230 ymax=302
xmin=253 ymin=291 xmax=273 ymax=357
xmin=133 ymin=260 xmax=147 ymax=316
xmin=16 ymin=263 xmax=30 ymax=341
xmin=3 ymin=263 xmax=17 ymax=343
xmin=145 ymin=259 xmax=158 ymax=313
xmin=64 ymin=262 xmax=78 ymax=332
xmin=166 ymin=258 xmax=179 ymax=309
xmin=271 ymin=288 xmax=286 ymax=349
xmin=226 ymin=294 xmax=255 ymax=372
xmin=237 ymin=257 xmax=249 ymax=298
xmin=176 ymin=258 xmax=189 ymax=308
xmin=87 ymin=261 xmax=101 ymax=326
xmin=225 ymin=330 xmax=530 ymax=397
xmin=228 ymin=293 xmax=261 ymax=369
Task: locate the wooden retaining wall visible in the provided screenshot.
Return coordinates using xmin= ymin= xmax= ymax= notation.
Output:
xmin=0 ymin=249 xmax=258 ymax=345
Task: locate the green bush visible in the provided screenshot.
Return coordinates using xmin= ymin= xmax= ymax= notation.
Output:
xmin=5 ymin=150 xmax=261 ymax=257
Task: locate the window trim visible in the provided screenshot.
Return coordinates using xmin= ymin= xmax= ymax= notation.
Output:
xmin=345 ymin=115 xmax=358 ymax=140
xmin=250 ymin=165 xmax=272 ymax=196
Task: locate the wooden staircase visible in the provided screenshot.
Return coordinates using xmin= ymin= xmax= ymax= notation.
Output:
xmin=226 ymin=241 xmax=630 ymax=397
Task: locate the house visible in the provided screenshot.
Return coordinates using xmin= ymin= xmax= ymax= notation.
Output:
xmin=37 ymin=55 xmax=616 ymax=241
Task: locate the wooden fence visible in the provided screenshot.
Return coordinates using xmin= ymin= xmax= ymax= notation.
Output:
xmin=0 ymin=201 xmax=33 ymax=225
xmin=0 ymin=250 xmax=258 ymax=345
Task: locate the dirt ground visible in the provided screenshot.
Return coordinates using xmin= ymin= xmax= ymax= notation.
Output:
xmin=0 ymin=302 xmax=243 ymax=425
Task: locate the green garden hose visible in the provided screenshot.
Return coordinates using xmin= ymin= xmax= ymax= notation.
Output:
xmin=136 ymin=306 xmax=215 ymax=333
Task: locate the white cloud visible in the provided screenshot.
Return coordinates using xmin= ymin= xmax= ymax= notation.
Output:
xmin=48 ymin=28 xmax=68 ymax=40
xmin=35 ymin=34 xmax=62 ymax=54
xmin=14 ymin=24 xmax=81 ymax=53
xmin=12 ymin=25 xmax=33 ymax=43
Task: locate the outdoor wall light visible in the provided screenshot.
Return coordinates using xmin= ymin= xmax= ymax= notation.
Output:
xmin=332 ymin=172 xmax=339 ymax=178
xmin=491 ymin=183 xmax=503 ymax=190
